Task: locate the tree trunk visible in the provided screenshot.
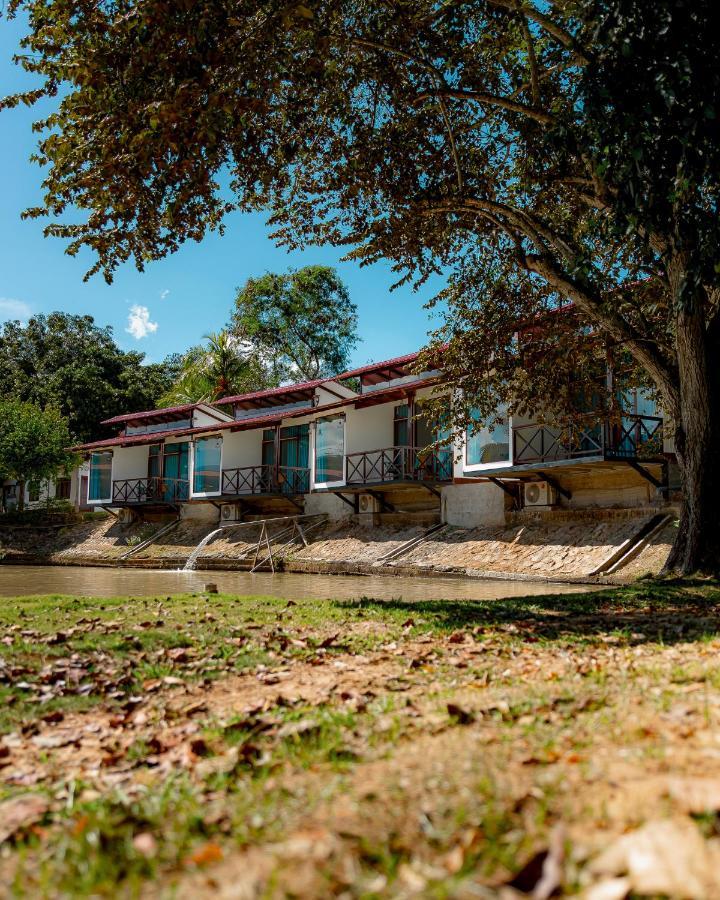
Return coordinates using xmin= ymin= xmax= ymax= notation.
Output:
xmin=16 ymin=479 xmax=25 ymax=514
xmin=664 ymin=303 xmax=720 ymax=575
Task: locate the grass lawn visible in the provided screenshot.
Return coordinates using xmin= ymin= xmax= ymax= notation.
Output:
xmin=2 ymin=581 xmax=720 ymax=897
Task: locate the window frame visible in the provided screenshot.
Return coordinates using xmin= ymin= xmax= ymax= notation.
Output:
xmin=191 ymin=436 xmax=223 ymax=498
xmin=88 ymin=451 xmax=113 ymax=504
xmin=312 ymin=415 xmax=346 ymax=489
xmin=463 ymin=408 xmax=513 ymax=472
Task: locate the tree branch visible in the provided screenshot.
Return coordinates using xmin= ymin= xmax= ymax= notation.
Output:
xmin=488 ymin=0 xmax=591 ymax=64
xmin=516 ymin=4 xmax=541 ymax=105
xmin=523 ymin=253 xmax=678 ymax=403
xmin=413 ymin=88 xmax=555 ymax=125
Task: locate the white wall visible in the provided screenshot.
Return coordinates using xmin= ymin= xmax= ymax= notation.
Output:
xmin=221 ymin=429 xmax=264 ymax=470
xmin=345 ymin=404 xmax=394 ymax=454
xmin=112 ymin=445 xmax=150 ymax=481
xmin=193 ymin=409 xmax=229 ymax=427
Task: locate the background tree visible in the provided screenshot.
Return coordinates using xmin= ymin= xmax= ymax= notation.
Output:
xmin=0 ymin=313 xmax=177 ymax=442
xmin=231 ymin=266 xmax=358 ymax=382
xmin=159 ymin=329 xmax=271 ymax=404
xmin=3 ymin=1 xmax=719 ymax=572
xmin=0 ymin=401 xmax=77 ymax=512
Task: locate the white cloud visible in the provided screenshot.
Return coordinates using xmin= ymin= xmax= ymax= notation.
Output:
xmin=0 ymin=297 xmax=32 ymax=322
xmin=125 ymin=304 xmax=158 ymax=340
xmin=160 ymin=289 xmax=170 ymax=300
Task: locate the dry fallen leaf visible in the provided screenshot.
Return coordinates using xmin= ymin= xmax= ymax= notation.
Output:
xmin=666 ymin=778 xmax=720 ymax=814
xmin=589 ymin=817 xmax=720 ymax=899
xmin=0 ymin=794 xmax=49 ymax=844
xmin=186 ymin=842 xmax=224 ymax=867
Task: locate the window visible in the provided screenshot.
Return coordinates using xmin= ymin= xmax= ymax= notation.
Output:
xmin=393 ymin=404 xmax=409 ymax=447
xmin=162 ymin=442 xmax=190 ymax=500
xmin=280 ymin=424 xmax=309 ymax=469
xmin=55 ymin=478 xmax=71 ymax=500
xmin=261 ymin=429 xmax=276 ymax=467
xmin=88 ymin=451 xmax=113 ymax=501
xmin=466 ymin=408 xmax=511 ymax=468
xmin=314 ymin=416 xmax=345 ymax=485
xmin=125 ymin=418 xmax=193 ymax=436
xmin=148 ymin=444 xmax=162 ymax=479
xmin=28 ymin=483 xmax=41 ymax=503
xmin=193 ymin=437 xmax=222 ymax=494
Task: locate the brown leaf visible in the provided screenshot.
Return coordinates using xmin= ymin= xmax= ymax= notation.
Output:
xmin=0 ymin=794 xmax=49 ymax=844
xmin=589 ymin=817 xmax=720 ymax=899
xmin=666 ymin=778 xmax=720 ymax=814
xmin=186 ymin=842 xmax=223 ymax=867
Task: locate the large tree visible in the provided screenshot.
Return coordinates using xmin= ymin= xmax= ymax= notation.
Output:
xmin=231 ymin=266 xmax=358 ymax=381
xmin=3 ymin=1 xmax=719 ymax=572
xmin=0 ymin=313 xmax=177 ymax=442
xmin=0 ymin=401 xmax=76 ymax=512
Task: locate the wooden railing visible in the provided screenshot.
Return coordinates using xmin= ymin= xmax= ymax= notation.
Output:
xmin=513 ymin=414 xmax=663 ymax=465
xmin=346 ymin=446 xmax=453 ymax=485
xmin=112 ymin=477 xmax=189 ymax=504
xmin=221 ymin=465 xmax=310 ymax=496
xmin=606 ymin=415 xmax=664 ymax=459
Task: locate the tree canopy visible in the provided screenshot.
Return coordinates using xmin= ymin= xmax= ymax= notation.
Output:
xmin=231 ymin=266 xmax=358 ymax=382
xmin=0 ymin=400 xmax=76 ymax=512
xmin=3 ymin=0 xmax=719 ymax=571
xmin=0 ymin=313 xmax=177 ymax=442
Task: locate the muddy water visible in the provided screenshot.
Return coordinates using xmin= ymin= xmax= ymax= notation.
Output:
xmin=0 ymin=565 xmax=600 ymax=601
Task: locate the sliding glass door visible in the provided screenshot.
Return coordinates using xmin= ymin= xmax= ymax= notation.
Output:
xmin=162 ymin=442 xmax=189 ymax=500
xmin=193 ymin=437 xmax=222 ymax=495
xmin=314 ymin=416 xmax=345 ymax=487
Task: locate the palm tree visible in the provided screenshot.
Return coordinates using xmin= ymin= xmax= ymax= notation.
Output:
xmin=159 ymin=330 xmax=272 ymax=405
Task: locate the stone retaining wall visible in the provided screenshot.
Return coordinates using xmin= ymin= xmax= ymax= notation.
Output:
xmin=0 ymin=505 xmax=676 ymax=581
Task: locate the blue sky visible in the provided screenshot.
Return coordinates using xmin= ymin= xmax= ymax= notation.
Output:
xmin=0 ymin=15 xmax=441 ymax=366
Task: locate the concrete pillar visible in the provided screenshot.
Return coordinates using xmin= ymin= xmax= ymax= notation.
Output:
xmin=441 ymin=482 xmax=507 ymax=528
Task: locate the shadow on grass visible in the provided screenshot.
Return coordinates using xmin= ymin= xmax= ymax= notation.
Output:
xmin=334 ymin=579 xmax=720 ymax=644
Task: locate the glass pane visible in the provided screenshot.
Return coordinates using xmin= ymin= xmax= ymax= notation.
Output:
xmin=466 ymin=409 xmax=511 ymax=466
xmin=193 ymin=437 xmax=222 ymax=493
xmin=315 ymin=417 xmax=345 ymax=484
xmin=393 ymin=405 xmax=409 ymax=446
xmin=262 ymin=429 xmax=276 ymax=467
xmin=280 ymin=424 xmax=310 ymax=468
xmin=89 ymin=452 xmax=112 ymax=500
xmin=148 ymin=444 xmax=162 ymax=479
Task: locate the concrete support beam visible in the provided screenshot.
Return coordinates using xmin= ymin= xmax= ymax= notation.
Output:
xmin=441 ymin=482 xmax=507 ymax=528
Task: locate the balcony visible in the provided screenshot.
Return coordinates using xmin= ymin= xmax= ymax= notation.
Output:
xmin=346 ymin=446 xmax=453 ymax=486
xmin=512 ymin=414 xmax=663 ymax=466
xmin=112 ymin=477 xmax=190 ymax=505
xmin=221 ymin=465 xmax=310 ymax=497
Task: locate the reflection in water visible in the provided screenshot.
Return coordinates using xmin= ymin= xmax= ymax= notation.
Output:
xmin=0 ymin=565 xmax=599 ymax=602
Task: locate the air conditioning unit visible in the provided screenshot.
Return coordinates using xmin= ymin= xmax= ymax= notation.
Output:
xmin=221 ymin=503 xmax=243 ymax=522
xmin=358 ymin=493 xmax=381 ymax=514
xmin=523 ymin=481 xmax=557 ymax=508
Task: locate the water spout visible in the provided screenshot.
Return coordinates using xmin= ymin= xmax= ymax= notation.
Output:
xmin=183 ymin=527 xmax=225 ymax=571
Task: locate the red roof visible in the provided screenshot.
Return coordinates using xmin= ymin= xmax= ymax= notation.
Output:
xmin=101 ymin=403 xmax=201 ymax=426
xmin=72 ymin=400 xmax=350 ymax=452
xmin=337 ymin=351 xmax=421 ymax=381
xmin=216 ymin=378 xmax=334 ymax=407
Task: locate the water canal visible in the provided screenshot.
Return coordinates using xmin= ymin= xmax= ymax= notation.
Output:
xmin=0 ymin=565 xmax=600 ymax=601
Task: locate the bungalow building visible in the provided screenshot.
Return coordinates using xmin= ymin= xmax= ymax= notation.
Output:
xmin=72 ymin=351 xmax=670 ymax=527
xmin=1 ymin=463 xmax=92 ymax=514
